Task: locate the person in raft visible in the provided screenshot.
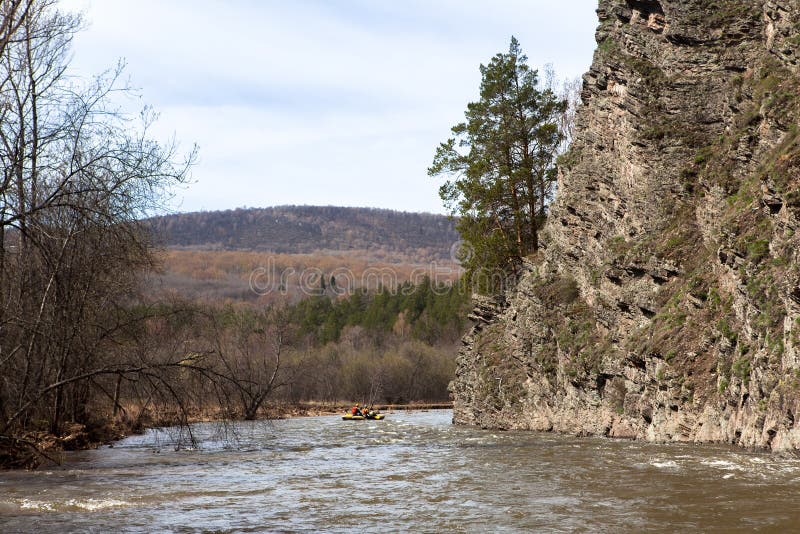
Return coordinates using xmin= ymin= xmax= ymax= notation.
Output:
xmin=351 ymin=404 xmax=363 ymax=417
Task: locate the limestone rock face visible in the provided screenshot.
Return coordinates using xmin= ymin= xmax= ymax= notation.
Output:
xmin=453 ymin=0 xmax=800 ymax=450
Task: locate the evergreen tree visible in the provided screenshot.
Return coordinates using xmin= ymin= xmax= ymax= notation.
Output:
xmin=429 ymin=37 xmax=566 ymax=293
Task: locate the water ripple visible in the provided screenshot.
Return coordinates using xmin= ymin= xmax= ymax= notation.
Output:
xmin=3 ymin=411 xmax=800 ymax=531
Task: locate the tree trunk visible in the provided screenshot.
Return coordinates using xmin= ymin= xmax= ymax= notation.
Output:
xmin=112 ymin=374 xmax=122 ymax=417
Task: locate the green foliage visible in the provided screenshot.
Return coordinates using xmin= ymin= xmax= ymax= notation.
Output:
xmin=732 ymin=357 xmax=751 ymax=385
xmin=707 ymin=288 xmax=722 ymax=309
xmin=746 ymin=239 xmax=770 ymax=263
xmin=626 ymin=57 xmax=665 ymax=89
xmin=656 ymin=366 xmax=667 ymax=382
xmin=683 ymin=1 xmax=761 ymax=29
xmin=718 ymin=377 xmax=730 ymax=394
xmin=551 ymin=300 xmax=603 ymax=383
xmin=535 ymin=275 xmax=580 ymax=307
xmin=694 ymin=145 xmax=716 ymax=166
xmin=589 ymin=268 xmax=602 ymax=288
xmin=556 ymin=147 xmax=581 ymax=170
xmin=473 ymin=324 xmax=529 ymax=414
xmin=717 ymin=318 xmax=738 ymax=345
xmin=607 ymin=235 xmax=630 ymax=257
xmin=745 ymin=270 xmax=786 ymax=338
xmin=287 ymin=277 xmax=471 ymax=346
xmin=430 ymin=37 xmax=567 ymax=293
xmin=786 ymin=189 xmax=800 ymax=208
xmin=596 ymin=36 xmax=618 ymax=57
xmin=793 ymin=318 xmax=800 ymax=346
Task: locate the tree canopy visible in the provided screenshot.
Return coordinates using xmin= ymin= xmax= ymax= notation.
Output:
xmin=429 ymin=37 xmax=566 ymax=293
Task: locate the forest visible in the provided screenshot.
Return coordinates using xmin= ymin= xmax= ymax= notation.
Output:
xmin=136 ymin=278 xmax=469 ymax=423
xmin=147 ymin=205 xmax=459 ymax=263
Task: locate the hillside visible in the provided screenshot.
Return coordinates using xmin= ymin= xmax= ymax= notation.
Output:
xmin=147 ymin=206 xmax=459 ymax=263
xmin=145 ymin=206 xmax=462 ymax=303
xmin=454 ymin=0 xmax=800 ymax=451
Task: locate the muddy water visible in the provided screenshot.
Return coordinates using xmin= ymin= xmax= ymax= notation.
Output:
xmin=2 ymin=410 xmax=800 ymax=532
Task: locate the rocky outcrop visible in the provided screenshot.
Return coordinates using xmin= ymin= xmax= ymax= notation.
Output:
xmin=453 ymin=0 xmax=800 ymax=450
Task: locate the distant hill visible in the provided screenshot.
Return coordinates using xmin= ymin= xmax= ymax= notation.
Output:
xmin=147 ymin=206 xmax=460 ymax=263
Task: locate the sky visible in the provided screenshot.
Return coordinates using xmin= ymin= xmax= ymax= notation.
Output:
xmin=59 ymin=0 xmax=599 ymax=215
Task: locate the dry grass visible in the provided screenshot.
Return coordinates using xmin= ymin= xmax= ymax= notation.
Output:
xmin=148 ymin=249 xmax=462 ymax=303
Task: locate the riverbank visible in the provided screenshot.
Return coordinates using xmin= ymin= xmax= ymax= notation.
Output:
xmin=276 ymin=401 xmax=454 ymax=418
xmin=0 ymin=401 xmax=454 ymax=469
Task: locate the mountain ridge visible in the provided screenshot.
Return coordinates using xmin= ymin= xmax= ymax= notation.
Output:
xmin=147 ymin=205 xmax=460 ymax=264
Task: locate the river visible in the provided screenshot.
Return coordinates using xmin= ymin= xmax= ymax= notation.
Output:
xmin=2 ymin=410 xmax=800 ymax=532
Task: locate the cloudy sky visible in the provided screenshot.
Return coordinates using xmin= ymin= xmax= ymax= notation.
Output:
xmin=60 ymin=0 xmax=599 ymax=214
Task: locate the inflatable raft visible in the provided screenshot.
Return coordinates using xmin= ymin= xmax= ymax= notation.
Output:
xmin=342 ymin=413 xmax=385 ymax=421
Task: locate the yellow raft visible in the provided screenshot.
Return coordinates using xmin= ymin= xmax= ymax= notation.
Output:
xmin=342 ymin=413 xmax=385 ymax=421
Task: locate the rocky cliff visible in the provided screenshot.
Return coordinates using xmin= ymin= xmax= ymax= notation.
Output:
xmin=453 ymin=0 xmax=800 ymax=450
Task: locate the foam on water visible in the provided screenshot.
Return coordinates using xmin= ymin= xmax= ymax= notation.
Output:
xmin=15 ymin=498 xmax=131 ymax=512
xmin=649 ymin=459 xmax=679 ymax=469
xmin=702 ymin=459 xmax=743 ymax=471
xmin=4 ymin=411 xmax=800 ymax=532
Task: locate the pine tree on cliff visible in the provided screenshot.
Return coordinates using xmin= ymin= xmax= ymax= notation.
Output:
xmin=429 ymin=36 xmax=566 ymax=292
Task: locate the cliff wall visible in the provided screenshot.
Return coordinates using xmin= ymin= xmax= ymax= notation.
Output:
xmin=453 ymin=0 xmax=800 ymax=450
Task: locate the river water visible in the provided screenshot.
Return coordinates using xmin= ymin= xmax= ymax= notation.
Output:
xmin=2 ymin=410 xmax=800 ymax=532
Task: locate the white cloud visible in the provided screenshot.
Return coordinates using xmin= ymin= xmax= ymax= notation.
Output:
xmin=59 ymin=0 xmax=598 ymax=214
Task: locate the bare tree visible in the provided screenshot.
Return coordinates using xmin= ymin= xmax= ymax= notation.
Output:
xmin=558 ymin=75 xmax=583 ymax=154
xmin=0 ymin=1 xmax=35 ymax=58
xmin=213 ymin=306 xmax=300 ymax=420
xmin=0 ymin=0 xmax=196 ymax=462
xmin=541 ymin=63 xmax=583 ymax=156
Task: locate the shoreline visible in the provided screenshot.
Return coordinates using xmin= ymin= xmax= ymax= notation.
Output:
xmin=1 ymin=401 xmax=454 ymax=470
xmin=274 ymin=401 xmax=454 ymax=419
